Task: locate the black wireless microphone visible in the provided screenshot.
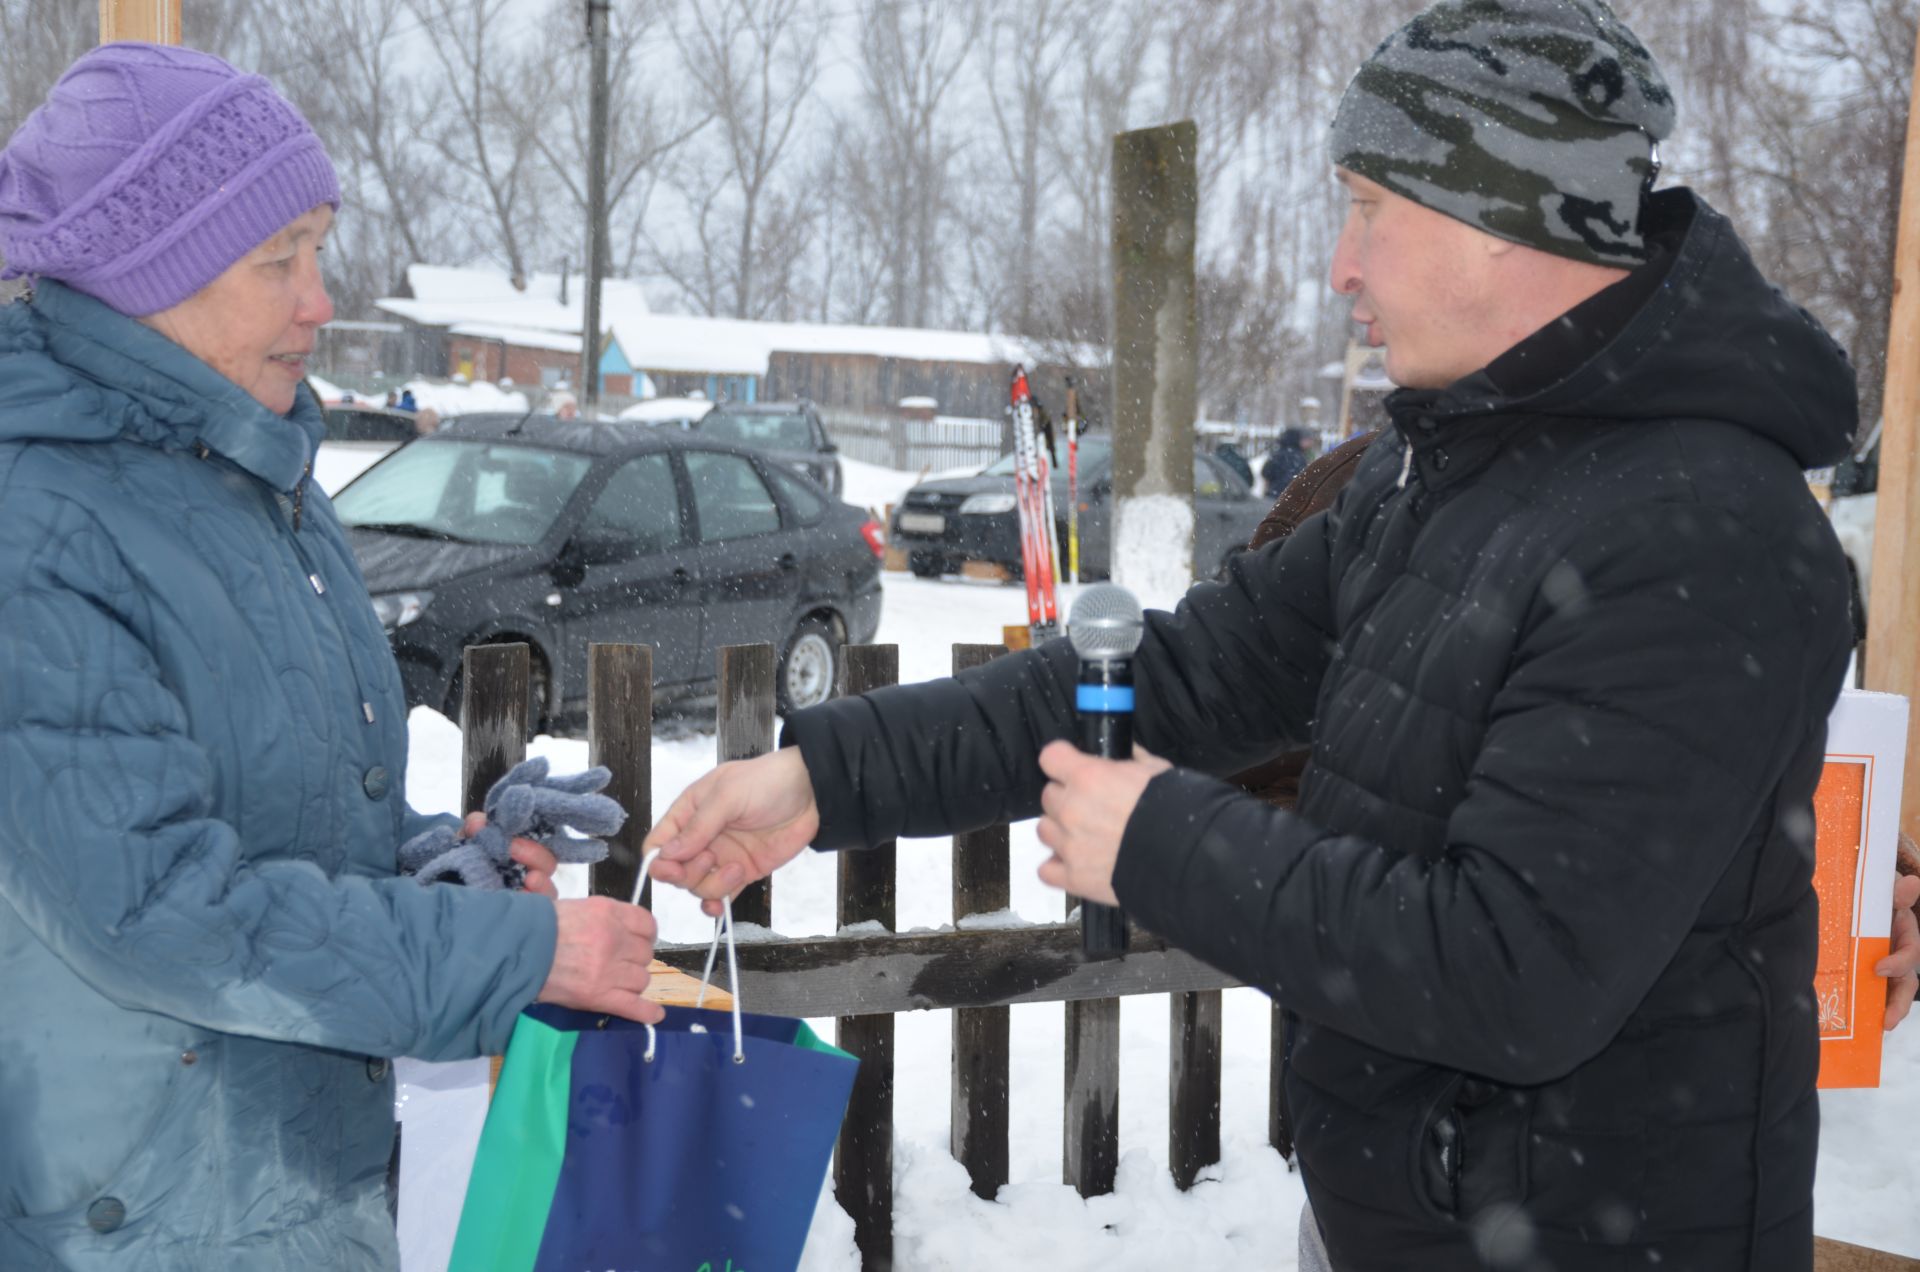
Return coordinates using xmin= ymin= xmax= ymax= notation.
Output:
xmin=1066 ymin=584 xmax=1144 ymax=960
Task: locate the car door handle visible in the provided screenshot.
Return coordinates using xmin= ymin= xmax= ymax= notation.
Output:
xmin=671 ymin=567 xmax=691 ymax=587
xmin=777 ymin=553 xmax=798 ymax=572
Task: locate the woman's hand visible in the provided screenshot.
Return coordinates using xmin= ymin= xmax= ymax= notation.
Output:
xmin=462 ymin=810 xmax=560 ymax=899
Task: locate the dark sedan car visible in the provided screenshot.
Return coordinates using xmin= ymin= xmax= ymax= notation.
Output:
xmin=330 ymin=413 xmax=885 ymax=730
xmin=697 ymin=400 xmax=843 ymax=495
xmin=889 ymin=435 xmax=1269 ymax=580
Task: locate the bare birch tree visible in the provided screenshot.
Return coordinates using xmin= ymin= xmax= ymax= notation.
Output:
xmin=651 ymin=0 xmax=823 ymax=318
xmin=404 ymin=0 xmax=553 ymax=284
xmin=846 ymin=0 xmax=979 ymax=328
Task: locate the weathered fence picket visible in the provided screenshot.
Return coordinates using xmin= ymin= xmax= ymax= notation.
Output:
xmin=717 ymin=643 xmax=776 ymax=926
xmin=1170 ymin=989 xmax=1223 ymax=1190
xmin=462 ymin=638 xmax=1266 ymax=1272
xmin=587 ymin=643 xmax=650 ymax=905
xmin=835 ymin=645 xmax=901 ymax=1271
xmin=950 ymin=643 xmax=1011 ymax=1202
xmin=459 ymin=643 xmax=528 ymax=811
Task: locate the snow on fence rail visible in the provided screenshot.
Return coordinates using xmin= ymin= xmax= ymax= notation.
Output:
xmin=822 ymin=407 xmax=1003 ymax=474
xmin=456 ymin=639 xmax=1286 ymax=1272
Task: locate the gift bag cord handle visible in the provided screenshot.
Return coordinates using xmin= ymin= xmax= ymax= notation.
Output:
xmin=636 ymin=848 xmax=746 ymax=1064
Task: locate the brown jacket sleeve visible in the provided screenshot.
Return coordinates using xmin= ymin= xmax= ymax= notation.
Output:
xmin=1231 ymin=430 xmax=1379 ymax=808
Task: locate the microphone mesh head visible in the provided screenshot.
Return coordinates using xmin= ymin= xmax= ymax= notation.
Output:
xmin=1068 ymin=584 xmax=1144 ymax=660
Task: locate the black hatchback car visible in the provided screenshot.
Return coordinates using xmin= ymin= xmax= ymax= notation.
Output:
xmin=697 ymin=400 xmax=843 ymax=495
xmin=330 ymin=413 xmax=885 ymax=730
xmin=889 ymin=435 xmax=1270 ymax=580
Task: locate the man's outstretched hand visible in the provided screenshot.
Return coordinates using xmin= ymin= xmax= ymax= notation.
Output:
xmin=645 ymin=748 xmax=820 ymax=917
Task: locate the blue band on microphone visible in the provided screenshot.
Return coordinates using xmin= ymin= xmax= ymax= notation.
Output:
xmin=1076 ymin=685 xmax=1135 ymax=713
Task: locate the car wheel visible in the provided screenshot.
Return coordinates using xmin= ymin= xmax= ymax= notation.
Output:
xmin=908 ymin=551 xmax=946 ymax=578
xmin=778 ymin=616 xmax=839 ymax=714
xmin=444 ymin=643 xmax=552 ymax=738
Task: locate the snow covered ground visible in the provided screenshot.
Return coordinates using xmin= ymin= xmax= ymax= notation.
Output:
xmin=382 ymin=456 xmax=1920 ymax=1269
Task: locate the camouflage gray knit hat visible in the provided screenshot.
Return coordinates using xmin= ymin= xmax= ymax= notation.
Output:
xmin=1330 ymin=0 xmax=1676 ymax=266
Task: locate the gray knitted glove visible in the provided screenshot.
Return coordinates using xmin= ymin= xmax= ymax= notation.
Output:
xmin=399 ymin=757 xmax=627 ymax=890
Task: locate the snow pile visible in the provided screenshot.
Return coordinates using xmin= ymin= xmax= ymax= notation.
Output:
xmin=839 ymin=455 xmax=924 ymax=520
xmin=306 ymin=372 xmax=350 ymax=404
xmin=399 ymin=378 xmax=530 ymax=417
xmin=1113 ymin=495 xmax=1197 ymax=612
xmin=615 ymin=395 xmax=714 ymax=427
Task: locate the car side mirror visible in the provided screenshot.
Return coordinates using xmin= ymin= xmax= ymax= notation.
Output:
xmin=567 ymin=533 xmax=636 ymax=566
xmin=821 ymin=441 xmax=839 ymax=454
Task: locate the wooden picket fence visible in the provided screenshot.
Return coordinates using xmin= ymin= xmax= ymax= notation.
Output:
xmin=456 ymin=638 xmax=1285 ymax=1272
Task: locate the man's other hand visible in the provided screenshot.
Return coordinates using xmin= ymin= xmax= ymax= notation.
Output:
xmin=1035 ymin=740 xmax=1171 ymax=906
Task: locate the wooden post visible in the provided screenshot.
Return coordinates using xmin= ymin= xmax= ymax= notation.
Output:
xmin=99 ymin=0 xmax=179 ymax=43
xmin=1110 ymin=120 xmax=1199 ymax=610
xmin=1169 ymin=989 xmax=1222 ymax=1190
xmin=836 ymin=644 xmax=899 ymax=1272
xmin=717 ymin=644 xmax=776 ymax=926
xmin=1866 ymin=30 xmax=1920 ymax=846
xmin=951 ymin=643 xmax=1011 ymax=1201
xmin=587 ymin=644 xmax=650 ymax=905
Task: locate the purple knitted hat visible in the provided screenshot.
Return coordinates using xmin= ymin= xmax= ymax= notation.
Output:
xmin=0 ymin=42 xmax=340 ymax=317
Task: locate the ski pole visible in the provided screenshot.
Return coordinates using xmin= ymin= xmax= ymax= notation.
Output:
xmin=1066 ymin=380 xmax=1080 ymax=587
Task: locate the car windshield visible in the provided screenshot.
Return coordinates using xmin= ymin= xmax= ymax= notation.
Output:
xmin=981 ymin=434 xmax=1111 ymax=476
xmin=700 ymin=410 xmax=814 ymax=451
xmin=334 ymin=438 xmax=594 ymax=546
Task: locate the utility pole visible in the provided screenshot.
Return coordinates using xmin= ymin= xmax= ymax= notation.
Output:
xmin=580 ymin=0 xmax=612 ymax=413
xmin=1868 ymin=30 xmax=1920 ymax=845
xmin=100 ymin=0 xmax=179 ymax=43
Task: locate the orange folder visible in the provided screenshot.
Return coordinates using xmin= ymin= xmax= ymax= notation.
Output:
xmin=1814 ymin=691 xmax=1909 ymax=1089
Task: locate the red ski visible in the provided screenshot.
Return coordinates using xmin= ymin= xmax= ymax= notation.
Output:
xmin=1009 ymin=367 xmax=1061 ymax=641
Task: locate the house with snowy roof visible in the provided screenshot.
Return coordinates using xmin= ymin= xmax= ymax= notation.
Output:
xmin=364 ymin=264 xmax=1099 ymax=419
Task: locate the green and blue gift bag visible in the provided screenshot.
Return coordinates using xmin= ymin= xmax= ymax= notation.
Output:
xmin=447 ymin=994 xmax=856 ymax=1270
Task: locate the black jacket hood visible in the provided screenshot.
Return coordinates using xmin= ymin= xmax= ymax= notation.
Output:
xmin=1396 ymin=189 xmax=1859 ymax=470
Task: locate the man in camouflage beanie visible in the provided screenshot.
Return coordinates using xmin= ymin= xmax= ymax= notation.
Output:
xmin=639 ymin=0 xmax=1862 ymax=1269
xmin=1331 ymin=0 xmax=1675 ymax=267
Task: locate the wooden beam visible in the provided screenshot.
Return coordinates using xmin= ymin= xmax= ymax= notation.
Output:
xmin=99 ymin=0 xmax=179 ymax=44
xmin=1814 ymin=1237 xmax=1920 ymax=1271
xmin=654 ymin=924 xmax=1240 ymax=1018
xmin=1866 ymin=28 xmax=1920 ymax=846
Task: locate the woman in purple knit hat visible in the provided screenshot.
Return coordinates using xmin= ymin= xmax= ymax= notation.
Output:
xmin=0 ymin=44 xmax=660 ymax=1271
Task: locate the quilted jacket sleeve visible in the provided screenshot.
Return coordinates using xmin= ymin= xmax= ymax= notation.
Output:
xmin=0 ymin=489 xmax=555 ymax=1061
xmin=784 ymin=508 xmax=1338 ymax=849
xmin=1113 ymin=499 xmax=1851 ymax=1085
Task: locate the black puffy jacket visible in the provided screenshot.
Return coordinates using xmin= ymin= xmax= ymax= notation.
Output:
xmin=784 ymin=190 xmax=1856 ymax=1270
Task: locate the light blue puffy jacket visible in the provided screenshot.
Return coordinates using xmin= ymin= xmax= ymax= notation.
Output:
xmin=0 ymin=283 xmax=558 ymax=1269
